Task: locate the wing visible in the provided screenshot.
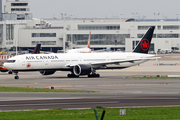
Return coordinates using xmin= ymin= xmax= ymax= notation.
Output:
xmin=91 ymin=57 xmax=160 ymax=65
xmin=66 ymin=57 xmax=160 ymax=67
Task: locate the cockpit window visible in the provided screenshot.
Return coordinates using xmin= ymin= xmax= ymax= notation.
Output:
xmin=5 ymin=60 xmax=16 ymax=63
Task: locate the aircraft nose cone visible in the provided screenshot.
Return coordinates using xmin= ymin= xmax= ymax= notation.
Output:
xmin=3 ymin=63 xmax=7 ymax=68
xmin=3 ymin=63 xmax=10 ymax=69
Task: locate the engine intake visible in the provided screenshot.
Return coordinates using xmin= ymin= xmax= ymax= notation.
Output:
xmin=39 ymin=70 xmax=56 ymax=75
xmin=73 ymin=64 xmax=92 ymax=76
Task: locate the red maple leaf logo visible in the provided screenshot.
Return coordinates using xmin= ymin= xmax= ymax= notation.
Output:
xmin=140 ymin=39 xmax=149 ymax=51
xmin=27 ymin=63 xmax=31 ymax=68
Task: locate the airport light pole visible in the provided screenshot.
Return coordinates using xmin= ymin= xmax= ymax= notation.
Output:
xmin=119 ymin=13 xmax=123 ymax=22
xmin=154 ymin=13 xmax=160 ymax=66
xmin=132 ymin=13 xmax=138 ymax=22
xmin=15 ymin=20 xmax=21 ymax=56
xmin=61 ymin=13 xmax=67 ymax=53
xmin=70 ymin=14 xmax=74 ymax=49
xmin=61 ymin=13 xmax=66 ymax=20
xmin=15 ymin=24 xmax=18 ymax=56
xmin=154 ymin=13 xmax=160 ymax=22
xmin=176 ymin=13 xmax=180 ymax=21
xmin=142 ymin=16 xmax=146 ymax=22
xmin=164 ymin=16 xmax=167 ymax=21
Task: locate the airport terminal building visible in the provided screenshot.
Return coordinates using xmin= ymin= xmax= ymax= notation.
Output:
xmin=0 ymin=0 xmax=180 ymax=53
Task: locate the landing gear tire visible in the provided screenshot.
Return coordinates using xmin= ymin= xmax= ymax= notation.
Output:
xmin=67 ymin=74 xmax=79 ymax=78
xmin=96 ymin=74 xmax=100 ymax=77
xmin=8 ymin=71 xmax=13 ymax=74
xmin=67 ymin=74 xmax=70 ymax=78
xmin=14 ymin=71 xmax=19 ymax=79
xmin=14 ymin=76 xmax=19 ymax=79
xmin=88 ymin=74 xmax=100 ymax=78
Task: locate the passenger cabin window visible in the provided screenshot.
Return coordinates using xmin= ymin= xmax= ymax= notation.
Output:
xmin=5 ymin=60 xmax=16 ymax=63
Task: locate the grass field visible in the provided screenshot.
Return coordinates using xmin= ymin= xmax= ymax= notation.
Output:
xmin=0 ymin=86 xmax=96 ymax=93
xmin=0 ymin=106 xmax=180 ymax=120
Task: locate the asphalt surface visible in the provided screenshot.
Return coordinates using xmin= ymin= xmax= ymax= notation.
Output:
xmin=1 ymin=95 xmax=180 ymax=111
xmin=1 ymin=54 xmax=180 ymax=111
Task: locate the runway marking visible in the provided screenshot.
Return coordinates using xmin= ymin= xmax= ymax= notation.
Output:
xmin=45 ymin=84 xmax=158 ymax=88
xmin=124 ymin=70 xmax=140 ymax=71
xmin=0 ymin=101 xmax=119 ymax=107
xmin=103 ymin=69 xmax=141 ymax=72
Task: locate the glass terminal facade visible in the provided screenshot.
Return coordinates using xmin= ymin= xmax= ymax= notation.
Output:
xmin=67 ymin=34 xmax=130 ymax=45
xmin=0 ymin=24 xmax=3 ymax=45
xmin=32 ymin=33 xmax=56 ymax=37
xmin=78 ymin=25 xmax=120 ymax=30
xmin=6 ymin=24 xmax=14 ymax=40
xmin=32 ymin=41 xmax=56 ymax=45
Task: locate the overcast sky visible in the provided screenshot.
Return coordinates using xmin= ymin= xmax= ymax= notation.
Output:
xmin=3 ymin=0 xmax=180 ymax=19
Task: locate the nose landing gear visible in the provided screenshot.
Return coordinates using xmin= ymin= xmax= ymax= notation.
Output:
xmin=14 ymin=71 xmax=19 ymax=79
xmin=15 ymin=76 xmax=19 ymax=79
xmin=8 ymin=71 xmax=13 ymax=74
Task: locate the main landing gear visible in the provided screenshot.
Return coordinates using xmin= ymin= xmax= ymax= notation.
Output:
xmin=14 ymin=71 xmax=19 ymax=79
xmin=8 ymin=71 xmax=13 ymax=74
xmin=67 ymin=73 xmax=100 ymax=78
xmin=67 ymin=70 xmax=100 ymax=78
xmin=88 ymin=73 xmax=100 ymax=78
xmin=67 ymin=74 xmax=79 ymax=78
xmin=88 ymin=69 xmax=100 ymax=78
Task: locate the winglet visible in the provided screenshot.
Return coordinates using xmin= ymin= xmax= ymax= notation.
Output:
xmin=32 ymin=44 xmax=41 ymax=54
xmin=87 ymin=31 xmax=91 ymax=48
xmin=133 ymin=26 xmax=155 ymax=54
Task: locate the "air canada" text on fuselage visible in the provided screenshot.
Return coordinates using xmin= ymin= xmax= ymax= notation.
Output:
xmin=26 ymin=56 xmax=59 ymax=60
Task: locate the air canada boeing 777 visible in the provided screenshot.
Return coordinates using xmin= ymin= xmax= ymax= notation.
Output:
xmin=4 ymin=26 xmax=157 ymax=79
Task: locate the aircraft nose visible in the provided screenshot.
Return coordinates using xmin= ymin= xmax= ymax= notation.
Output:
xmin=3 ymin=63 xmax=11 ymax=69
xmin=3 ymin=63 xmax=7 ymax=68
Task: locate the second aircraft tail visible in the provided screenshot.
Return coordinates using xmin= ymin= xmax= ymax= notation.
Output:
xmin=32 ymin=44 xmax=41 ymax=54
xmin=87 ymin=31 xmax=91 ymax=48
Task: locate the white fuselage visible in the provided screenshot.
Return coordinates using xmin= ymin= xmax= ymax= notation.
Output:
xmin=4 ymin=52 xmax=154 ymax=71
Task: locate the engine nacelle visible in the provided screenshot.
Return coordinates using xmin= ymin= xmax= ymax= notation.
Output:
xmin=0 ymin=70 xmax=8 ymax=72
xmin=73 ymin=64 xmax=92 ymax=76
xmin=39 ymin=70 xmax=56 ymax=75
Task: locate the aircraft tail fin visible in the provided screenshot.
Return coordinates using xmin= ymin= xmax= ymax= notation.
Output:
xmin=133 ymin=26 xmax=155 ymax=54
xmin=87 ymin=31 xmax=91 ymax=48
xmin=32 ymin=44 xmax=41 ymax=54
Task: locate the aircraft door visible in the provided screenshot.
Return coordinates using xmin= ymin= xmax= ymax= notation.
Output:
xmin=44 ymin=60 xmax=48 ymax=66
xmin=21 ymin=57 xmax=25 ymax=67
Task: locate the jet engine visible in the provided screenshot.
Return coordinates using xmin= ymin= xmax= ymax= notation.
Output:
xmin=39 ymin=70 xmax=56 ymax=75
xmin=73 ymin=64 xmax=92 ymax=76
